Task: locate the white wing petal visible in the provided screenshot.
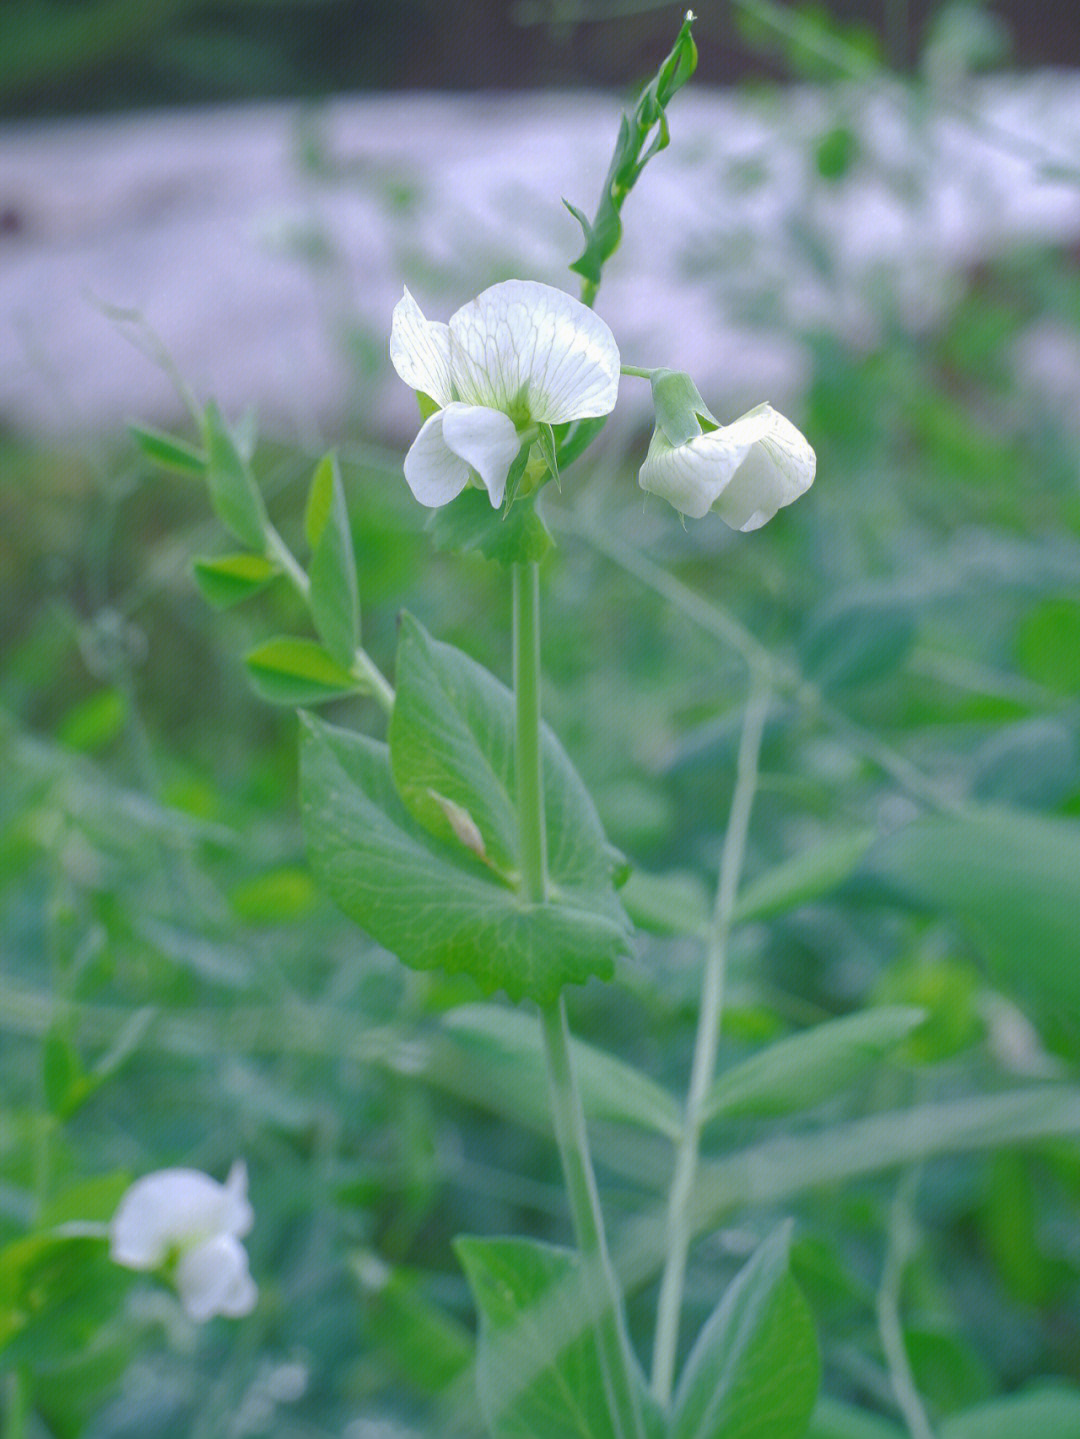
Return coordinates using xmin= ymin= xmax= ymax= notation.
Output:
xmin=109 ymin=1169 xmax=230 ymax=1269
xmin=448 ymin=280 xmax=619 ymax=424
xmin=441 ymin=402 xmax=521 ymax=507
xmin=402 ymin=410 xmax=472 ymax=507
xmin=389 ymin=288 xmax=454 ymax=406
xmin=715 ymin=405 xmax=817 ymax=531
xmin=176 ymin=1235 xmax=258 ymax=1321
xmin=638 ymin=426 xmax=751 ymax=520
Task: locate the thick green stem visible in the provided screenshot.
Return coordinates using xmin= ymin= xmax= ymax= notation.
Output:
xmin=650 ymin=671 xmax=770 ymax=1405
xmin=512 ymin=560 xmax=645 ymax=1439
xmin=512 ymin=563 xmax=547 ymax=903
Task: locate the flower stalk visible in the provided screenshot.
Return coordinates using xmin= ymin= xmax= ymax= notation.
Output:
xmin=513 ymin=559 xmax=645 ymax=1439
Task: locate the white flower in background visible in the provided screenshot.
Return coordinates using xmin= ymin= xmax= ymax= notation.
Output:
xmin=638 ymin=370 xmax=816 ymax=529
xmin=110 ymin=1161 xmax=257 ymax=1321
xmin=390 ymin=279 xmax=620 ymax=508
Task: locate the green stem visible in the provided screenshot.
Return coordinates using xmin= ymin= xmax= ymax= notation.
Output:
xmin=352 ymin=648 xmax=396 ymax=716
xmin=878 ymin=1175 xmax=937 ymax=1439
xmin=512 ymin=560 xmax=645 ymax=1439
xmin=650 ymin=670 xmax=770 ymax=1406
xmin=620 ymin=365 xmax=654 ymax=379
xmin=512 ymin=563 xmax=547 ymax=903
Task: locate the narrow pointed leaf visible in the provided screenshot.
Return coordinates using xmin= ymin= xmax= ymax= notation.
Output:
xmin=735 ymin=831 xmax=875 ymax=925
xmin=704 ymin=1006 xmax=925 ymax=1123
xmin=671 ymin=1222 xmax=820 ymax=1439
xmin=245 ymin=637 xmax=359 ymax=707
xmin=192 ymin=553 xmax=278 ymax=609
xmin=128 ymin=423 xmax=206 ymax=478
xmin=305 ymin=452 xmax=361 ymax=667
xmin=202 ymin=400 xmax=269 ymax=550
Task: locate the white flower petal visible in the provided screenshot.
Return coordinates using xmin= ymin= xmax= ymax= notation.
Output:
xmin=441 ymin=403 xmax=521 ymax=507
xmin=639 ymin=403 xmax=815 ymax=528
xmin=110 ymin=1168 xmax=238 ymax=1270
xmin=448 ymin=280 xmax=619 ymax=424
xmin=176 ymin=1234 xmax=258 ymax=1322
xmin=714 ymin=405 xmax=817 ymax=531
xmin=389 ymin=288 xmax=454 ymax=406
xmin=638 ymin=426 xmax=753 ymax=520
xmin=222 ymin=1160 xmax=254 ymax=1239
xmin=402 ymin=410 xmax=472 ymax=507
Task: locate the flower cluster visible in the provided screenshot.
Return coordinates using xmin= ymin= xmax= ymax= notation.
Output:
xmin=110 ymin=1161 xmax=257 ymax=1322
xmin=391 ymin=279 xmax=815 ymax=529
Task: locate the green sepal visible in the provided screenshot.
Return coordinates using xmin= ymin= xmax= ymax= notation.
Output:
xmin=536 ymin=423 xmax=560 ymax=489
xmin=651 ymin=368 xmax=718 ymax=447
xmin=245 ymin=636 xmax=360 ymax=707
xmin=501 ymin=438 xmax=533 ymax=510
xmin=426 ymin=487 xmax=552 ymax=566
xmin=304 ymin=452 xmax=361 ymax=667
xmin=671 ymin=1221 xmax=821 ymax=1439
xmin=201 ymin=400 xmax=270 ymax=551
xmin=128 ymin=423 xmax=207 ymax=478
xmin=191 ymin=552 xmax=279 ymax=609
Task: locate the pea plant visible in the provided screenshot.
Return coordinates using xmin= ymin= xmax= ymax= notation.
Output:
xmin=120 ymin=14 xmax=836 ymax=1438
xmin=119 ymin=16 xmax=829 ymax=1436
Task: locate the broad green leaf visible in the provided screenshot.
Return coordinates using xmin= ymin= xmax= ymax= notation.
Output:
xmin=390 ymin=614 xmax=630 ymax=939
xmin=128 ymin=422 xmax=206 ymax=477
xmin=305 ymin=452 xmax=361 ymax=668
xmin=300 ymin=715 xmax=629 ymax=1001
xmin=671 ymin=1221 xmax=820 ymax=1439
xmin=807 ymin=1397 xmax=904 ymax=1439
xmin=245 ymin=637 xmax=359 ymax=707
xmin=438 ymin=1003 xmax=681 ymax=1140
xmin=202 ymin=400 xmax=269 ymax=550
xmin=704 ymin=1006 xmax=924 ymax=1122
xmin=940 ymin=1386 xmax=1080 ymax=1439
xmin=455 ymin=1236 xmax=623 ymax=1439
xmin=735 ymin=831 xmax=875 ymax=925
xmin=859 ymin=807 xmax=1080 ymax=1016
xmin=192 ymin=552 xmax=278 ymax=609
xmin=427 ymin=486 xmax=552 ymax=565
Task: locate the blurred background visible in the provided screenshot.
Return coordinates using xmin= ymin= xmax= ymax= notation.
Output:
xmin=5 ymin=3 xmax=1080 ymax=1437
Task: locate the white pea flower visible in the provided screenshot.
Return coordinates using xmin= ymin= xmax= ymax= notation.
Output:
xmin=638 ymin=370 xmax=816 ymax=529
xmin=389 ymin=279 xmax=620 ymax=508
xmin=110 ymin=1161 xmax=257 ymax=1321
